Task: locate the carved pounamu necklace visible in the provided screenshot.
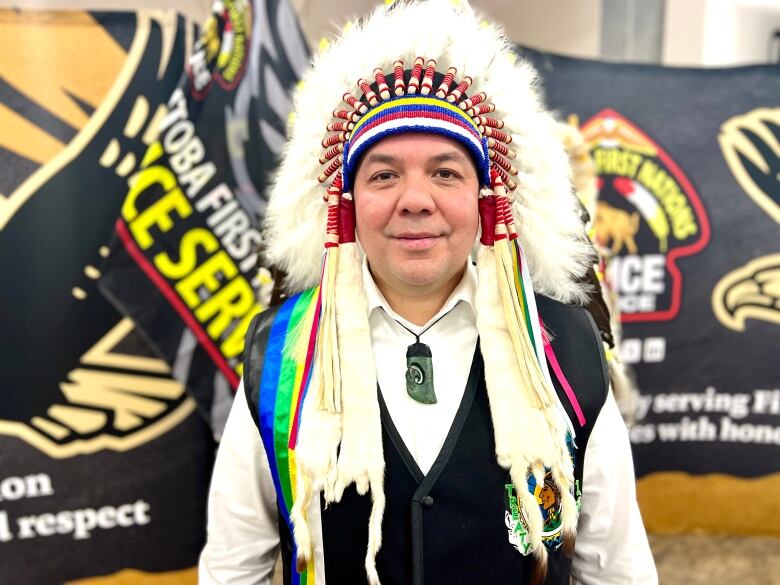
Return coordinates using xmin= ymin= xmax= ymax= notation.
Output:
xmin=384 ymin=308 xmax=454 ymax=405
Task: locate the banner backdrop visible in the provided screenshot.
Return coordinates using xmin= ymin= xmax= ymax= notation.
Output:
xmin=518 ymin=48 xmax=780 ymax=536
xmin=99 ymin=0 xmax=309 ymax=434
xmin=6 ymin=14 xmax=775 ymax=585
xmin=0 ymin=10 xmax=213 ymax=584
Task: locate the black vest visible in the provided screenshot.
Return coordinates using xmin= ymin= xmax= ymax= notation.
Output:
xmin=243 ymin=294 xmax=608 ymax=585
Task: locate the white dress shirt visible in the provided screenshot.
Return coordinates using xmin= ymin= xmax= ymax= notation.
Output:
xmin=199 ymin=264 xmax=658 ymax=585
xmin=365 ymin=260 xmax=479 ymax=475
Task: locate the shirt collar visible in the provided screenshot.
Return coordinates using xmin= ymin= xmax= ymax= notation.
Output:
xmin=362 ymin=258 xmax=477 ymax=332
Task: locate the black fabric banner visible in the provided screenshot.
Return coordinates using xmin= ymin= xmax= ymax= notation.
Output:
xmin=519 ymin=47 xmax=780 ymax=535
xmin=99 ymin=0 xmax=309 ymax=433
xmin=0 ymin=10 xmax=212 ymax=583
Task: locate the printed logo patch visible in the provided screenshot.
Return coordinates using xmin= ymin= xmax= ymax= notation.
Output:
xmin=187 ymin=0 xmax=252 ymax=98
xmin=581 ymin=109 xmax=711 ymax=322
xmin=504 ymin=474 xmax=582 ymax=555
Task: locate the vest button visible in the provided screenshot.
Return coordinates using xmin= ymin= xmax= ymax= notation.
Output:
xmin=421 ymin=495 xmax=434 ymax=508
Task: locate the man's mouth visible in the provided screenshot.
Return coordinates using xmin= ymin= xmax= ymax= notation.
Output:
xmin=395 ymin=232 xmax=439 ymax=240
xmin=393 ymin=232 xmax=441 ymax=250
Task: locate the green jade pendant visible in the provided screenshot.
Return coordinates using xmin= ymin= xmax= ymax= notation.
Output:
xmin=405 ymin=342 xmax=437 ymax=404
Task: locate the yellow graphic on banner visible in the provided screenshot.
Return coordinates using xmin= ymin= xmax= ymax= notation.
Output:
xmin=0 ymin=11 xmax=181 ymax=231
xmin=719 ymin=108 xmax=780 ymax=224
xmin=0 ymin=10 xmax=125 ymax=166
xmin=712 ymin=253 xmax=780 ymax=332
xmin=637 ymin=471 xmax=780 ymax=537
xmin=68 ymin=567 xmax=197 ymax=585
xmin=0 ymin=317 xmax=196 ymax=458
xmin=0 ymin=11 xmax=197 ymax=457
xmin=595 ymin=201 xmax=640 ymax=255
xmin=118 ymin=88 xmax=268 ymax=382
xmin=585 ymin=115 xmax=700 ymax=255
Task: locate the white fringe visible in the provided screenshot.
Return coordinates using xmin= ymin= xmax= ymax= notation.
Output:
xmin=291 ymin=375 xmax=343 ymax=566
xmin=334 ymin=242 xmax=386 ymax=583
xmin=476 ymin=244 xmax=577 ymax=561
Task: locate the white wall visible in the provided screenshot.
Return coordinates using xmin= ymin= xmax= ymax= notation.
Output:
xmin=290 ymin=0 xmax=602 ymax=59
xmin=2 ymin=0 xmax=212 ymax=23
xmin=10 ymin=0 xmax=778 ymax=67
xmin=664 ymin=0 xmax=780 ymax=66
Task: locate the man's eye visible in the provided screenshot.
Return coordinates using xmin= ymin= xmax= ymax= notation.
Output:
xmin=371 ymin=171 xmax=395 ymax=182
xmin=435 ymin=169 xmax=460 ymax=179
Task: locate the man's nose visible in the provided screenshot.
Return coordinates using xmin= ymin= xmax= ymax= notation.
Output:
xmin=397 ymin=177 xmax=436 ymax=215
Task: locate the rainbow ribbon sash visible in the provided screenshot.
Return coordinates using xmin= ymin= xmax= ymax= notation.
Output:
xmin=511 ymin=240 xmax=587 ymax=430
xmin=256 ymin=288 xmax=319 ymax=585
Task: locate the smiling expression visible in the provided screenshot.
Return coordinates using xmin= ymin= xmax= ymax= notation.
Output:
xmin=353 ymin=133 xmax=480 ymax=300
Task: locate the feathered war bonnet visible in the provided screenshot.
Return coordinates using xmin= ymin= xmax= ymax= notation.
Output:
xmin=262 ymin=1 xmax=596 ymax=582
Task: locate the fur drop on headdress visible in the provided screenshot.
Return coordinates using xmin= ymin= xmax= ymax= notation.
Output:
xmin=264 ymin=0 xmax=593 ymax=301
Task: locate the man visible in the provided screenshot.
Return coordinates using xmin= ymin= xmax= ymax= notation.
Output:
xmin=199 ymin=2 xmax=657 ymax=584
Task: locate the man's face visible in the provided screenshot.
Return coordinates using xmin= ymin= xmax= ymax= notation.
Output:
xmin=353 ymin=133 xmax=479 ymax=298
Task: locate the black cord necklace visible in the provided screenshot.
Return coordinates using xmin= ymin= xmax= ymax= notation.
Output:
xmin=382 ymin=308 xmax=454 ymax=404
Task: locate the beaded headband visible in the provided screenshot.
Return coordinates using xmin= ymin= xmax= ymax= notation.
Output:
xmin=317 ymin=58 xmax=518 ymax=197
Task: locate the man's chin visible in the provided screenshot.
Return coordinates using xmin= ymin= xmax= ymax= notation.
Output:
xmin=394 ymin=270 xmax=450 ymax=292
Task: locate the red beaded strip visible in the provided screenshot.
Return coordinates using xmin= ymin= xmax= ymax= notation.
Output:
xmin=338 ymin=191 xmax=356 ymax=244
xmin=476 ymin=116 xmax=504 ymax=129
xmin=332 ymin=109 xmax=360 ymax=122
xmin=319 ymin=143 xmax=344 ymax=164
xmin=478 ymin=191 xmax=497 ymax=246
xmin=407 ymin=57 xmax=424 ymax=94
xmin=327 ymin=121 xmax=353 ymax=132
xmin=490 ymin=151 xmax=518 ymax=176
xmin=318 ymin=155 xmax=342 ymax=183
xmin=436 ymin=67 xmax=457 ymax=98
xmin=323 ymin=170 xmax=343 ymax=202
xmin=488 ymin=138 xmax=515 ymax=158
xmin=420 ymin=59 xmax=436 ymax=95
xmin=467 ymin=103 xmax=495 ymax=117
xmin=482 ymin=127 xmax=511 ymax=143
xmin=342 ymin=92 xmax=368 ymax=114
xmin=393 ymin=60 xmax=405 ymax=96
xmin=460 ymin=92 xmax=486 ymax=110
xmin=358 ymin=78 xmax=379 ymax=106
xmin=374 ymin=68 xmax=391 ymax=100
xmin=322 ymin=133 xmax=346 ymax=148
xmin=325 ymin=190 xmax=340 ymax=247
xmin=447 ymin=76 xmax=472 ymax=103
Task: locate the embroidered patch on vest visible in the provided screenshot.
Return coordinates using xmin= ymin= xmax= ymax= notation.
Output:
xmin=503 ymin=437 xmax=582 ymax=555
xmin=530 ymin=472 xmax=564 ymax=549
xmin=504 ymin=483 xmax=533 ymax=555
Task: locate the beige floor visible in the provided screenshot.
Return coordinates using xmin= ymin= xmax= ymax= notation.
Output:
xmin=272 ymin=534 xmax=780 ymax=584
xmin=650 ymin=534 xmax=779 ymax=585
